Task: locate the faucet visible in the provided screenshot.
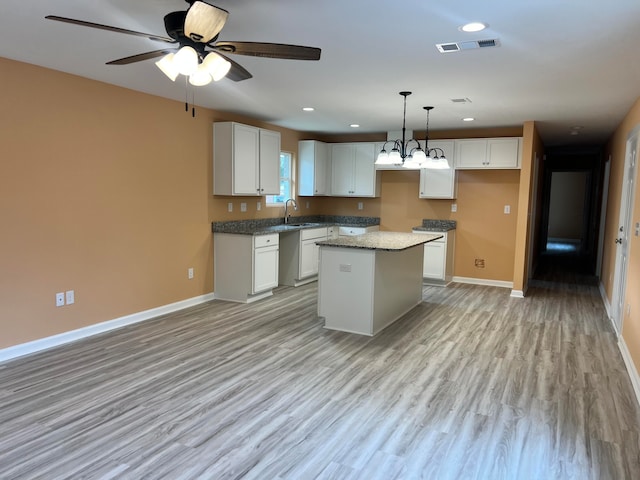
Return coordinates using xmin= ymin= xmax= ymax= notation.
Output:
xmin=284 ymin=198 xmax=298 ymax=224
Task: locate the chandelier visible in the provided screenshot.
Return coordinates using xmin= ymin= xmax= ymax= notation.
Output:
xmin=375 ymin=92 xmax=450 ymax=169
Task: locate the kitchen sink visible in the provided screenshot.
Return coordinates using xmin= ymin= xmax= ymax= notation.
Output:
xmin=286 ymin=222 xmax=322 ymax=227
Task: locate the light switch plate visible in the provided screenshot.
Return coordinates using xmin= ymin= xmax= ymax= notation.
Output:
xmin=451 ymin=204 xmax=458 ymax=212
xmin=504 ymin=205 xmax=511 ymax=214
xmin=65 ymin=290 xmax=74 ymax=305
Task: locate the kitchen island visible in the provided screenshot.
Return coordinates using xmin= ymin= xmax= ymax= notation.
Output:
xmin=316 ymin=231 xmax=442 ymax=336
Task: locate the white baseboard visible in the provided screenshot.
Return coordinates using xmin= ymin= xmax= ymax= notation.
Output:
xmin=598 ymin=281 xmax=619 ymax=335
xmin=452 ymin=276 xmax=514 ymax=289
xmin=0 ymin=292 xmax=216 ymax=364
xmin=510 ymin=290 xmax=525 ymax=298
xmin=618 ymin=336 xmax=640 ymax=408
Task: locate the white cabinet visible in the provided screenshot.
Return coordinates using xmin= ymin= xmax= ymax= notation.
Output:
xmin=454 ymin=137 xmax=521 ymax=169
xmin=214 ymin=233 xmax=279 ymax=302
xmin=338 ymin=225 xmax=380 ymax=236
xmin=330 ymin=143 xmax=380 ymax=197
xmin=252 ymin=234 xmax=280 ymax=293
xmin=279 ymin=227 xmax=328 ymax=286
xmin=419 ymin=140 xmax=457 ymax=199
xmin=412 ymin=229 xmax=455 ymax=286
xmin=213 ymin=122 xmax=281 ymax=195
xmin=298 ymin=140 xmax=330 ymax=196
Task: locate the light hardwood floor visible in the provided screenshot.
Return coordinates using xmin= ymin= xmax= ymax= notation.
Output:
xmin=1 ymin=275 xmax=639 ymax=479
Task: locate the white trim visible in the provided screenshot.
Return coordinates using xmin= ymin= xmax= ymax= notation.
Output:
xmin=510 ymin=290 xmax=525 ymax=298
xmin=0 ymin=293 xmax=216 ymax=364
xmin=599 ymin=281 xmax=614 ymax=327
xmin=452 ymin=276 xmax=513 ymax=289
xmin=618 ymin=336 xmax=640 ymax=408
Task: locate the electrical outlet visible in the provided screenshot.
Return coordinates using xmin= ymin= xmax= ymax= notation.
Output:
xmin=306 ymin=201 xmax=310 ymax=209
xmin=257 ymin=201 xmax=261 ymax=211
xmin=451 ymin=204 xmax=458 ymax=212
xmin=227 ymin=202 xmax=233 ymax=212
xmin=475 ymin=259 xmax=485 ymax=268
xmin=357 ymin=202 xmax=363 ymax=210
xmin=56 ymin=292 xmax=64 ymax=307
xmin=240 ymin=202 xmax=247 ymax=212
xmin=188 ymin=267 xmax=194 ymax=279
xmin=65 ymin=290 xmax=74 ymax=305
xmin=504 ymin=205 xmax=511 ymax=214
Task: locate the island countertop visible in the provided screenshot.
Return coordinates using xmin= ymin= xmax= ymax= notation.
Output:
xmin=316 ymin=231 xmax=442 ymax=251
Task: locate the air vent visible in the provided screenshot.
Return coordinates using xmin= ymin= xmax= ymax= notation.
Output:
xmin=451 ymin=98 xmax=472 ymax=104
xmin=436 ymin=43 xmax=460 ymax=53
xmin=436 ymin=38 xmax=500 ymax=53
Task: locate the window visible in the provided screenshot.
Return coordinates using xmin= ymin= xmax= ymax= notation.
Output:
xmin=266 ymin=152 xmax=294 ymax=205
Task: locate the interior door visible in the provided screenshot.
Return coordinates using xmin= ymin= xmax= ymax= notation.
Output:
xmin=611 ymin=129 xmax=639 ymax=335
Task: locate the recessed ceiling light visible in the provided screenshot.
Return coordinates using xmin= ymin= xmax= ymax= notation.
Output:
xmin=350 ymin=124 xmax=360 ymax=128
xmin=302 ymin=107 xmax=314 ymax=111
xmin=460 ymin=22 xmax=488 ymax=33
xmin=462 ymin=117 xmax=475 ymax=122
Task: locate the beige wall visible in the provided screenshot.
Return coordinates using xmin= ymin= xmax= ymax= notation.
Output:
xmin=0 ymin=56 xmax=531 ymax=351
xmin=0 ymin=57 xmax=304 ymax=349
xmin=602 ymin=97 xmax=640 ymax=375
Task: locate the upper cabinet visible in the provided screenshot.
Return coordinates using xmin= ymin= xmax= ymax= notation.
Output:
xmin=454 ymin=137 xmax=522 ymax=169
xmin=213 ymin=122 xmax=281 ymax=196
xmin=419 ymin=140 xmax=457 ymax=199
xmin=330 ymin=143 xmax=380 ymax=197
xmin=298 ymin=140 xmax=331 ymax=196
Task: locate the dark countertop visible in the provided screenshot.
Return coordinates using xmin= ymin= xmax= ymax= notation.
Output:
xmin=212 ymin=215 xmax=380 ymax=236
xmin=412 ymin=219 xmax=457 ymax=232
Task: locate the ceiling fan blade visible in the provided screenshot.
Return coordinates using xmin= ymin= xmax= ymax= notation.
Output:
xmin=214 ymin=52 xmax=253 ymax=82
xmin=213 ymin=41 xmax=321 ymax=60
xmin=45 ymin=15 xmax=176 ymax=44
xmin=184 ymin=1 xmax=229 ymax=43
xmin=106 ymin=49 xmax=177 ymax=65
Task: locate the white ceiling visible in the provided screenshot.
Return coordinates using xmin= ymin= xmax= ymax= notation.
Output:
xmin=2 ymin=0 xmax=640 ymax=146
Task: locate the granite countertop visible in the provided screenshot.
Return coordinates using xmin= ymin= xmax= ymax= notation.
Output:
xmin=212 ymin=215 xmax=379 ymax=235
xmin=316 ymin=231 xmax=442 ymax=251
xmin=412 ymin=219 xmax=457 ymax=232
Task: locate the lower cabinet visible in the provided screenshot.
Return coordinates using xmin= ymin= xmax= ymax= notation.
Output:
xmin=214 ymin=233 xmax=279 ymax=302
xmin=279 ymin=227 xmax=328 ymax=286
xmin=412 ymin=229 xmax=455 ymax=286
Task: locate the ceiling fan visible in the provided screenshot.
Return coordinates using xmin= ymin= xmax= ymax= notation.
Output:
xmin=45 ymin=0 xmax=321 ymax=85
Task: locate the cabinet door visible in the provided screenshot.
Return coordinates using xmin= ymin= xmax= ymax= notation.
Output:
xmin=299 ymin=140 xmax=330 ymax=196
xmin=253 ymin=245 xmax=279 ymax=293
xmin=454 ymin=139 xmax=487 ymax=168
xmin=299 ymin=238 xmax=319 ymax=278
xmin=232 ymin=123 xmax=260 ymax=195
xmin=420 ymin=140 xmax=456 ymax=198
xmin=486 ymin=138 xmax=521 ymax=168
xmin=423 ymin=241 xmax=446 ymax=279
xmin=353 ymin=143 xmax=376 ymax=196
xmin=314 ymin=141 xmax=329 ymax=195
xmin=258 ymin=129 xmax=281 ymax=195
xmin=331 ymin=144 xmax=354 ymax=196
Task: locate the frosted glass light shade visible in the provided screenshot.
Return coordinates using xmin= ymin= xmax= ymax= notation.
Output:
xmin=389 ymin=149 xmax=402 ymax=164
xmin=203 ymin=52 xmax=231 ymax=81
xmin=155 ymin=53 xmax=179 ymax=81
xmin=173 ymin=46 xmax=199 ymax=76
xmin=376 ymin=151 xmax=394 ymax=165
xmin=412 ymin=149 xmax=427 ymax=164
xmin=189 ymin=64 xmax=212 ymax=86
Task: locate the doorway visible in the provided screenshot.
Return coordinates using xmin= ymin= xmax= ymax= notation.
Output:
xmin=535 ymin=147 xmax=604 ymax=283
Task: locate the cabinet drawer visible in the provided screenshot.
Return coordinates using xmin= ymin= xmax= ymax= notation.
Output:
xmin=301 ymin=227 xmax=328 ymax=240
xmin=254 ymin=234 xmax=279 ymax=248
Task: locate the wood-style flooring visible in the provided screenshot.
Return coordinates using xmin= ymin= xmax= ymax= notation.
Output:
xmin=1 ymin=267 xmax=639 ymax=479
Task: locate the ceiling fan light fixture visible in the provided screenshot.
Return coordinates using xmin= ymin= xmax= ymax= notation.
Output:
xmin=203 ymin=52 xmax=231 ymax=81
xmin=173 ymin=46 xmax=199 ymax=76
xmin=189 ymin=64 xmax=213 ymax=86
xmin=155 ymin=53 xmax=179 ymax=81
